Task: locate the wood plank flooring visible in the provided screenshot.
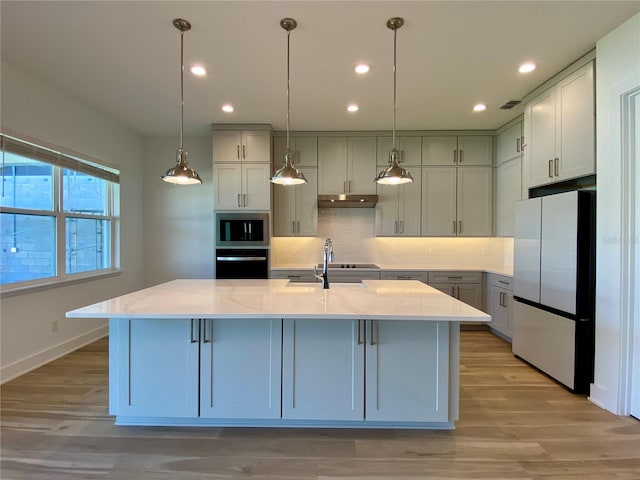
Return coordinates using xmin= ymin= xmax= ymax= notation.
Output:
xmin=2 ymin=331 xmax=639 ymax=479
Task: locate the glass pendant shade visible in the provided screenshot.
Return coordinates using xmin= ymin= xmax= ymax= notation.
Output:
xmin=375 ymin=148 xmax=413 ymax=185
xmin=271 ymin=151 xmax=307 ymax=185
xmin=161 ymin=18 xmax=202 ymax=185
xmin=162 ymin=148 xmax=202 ymax=185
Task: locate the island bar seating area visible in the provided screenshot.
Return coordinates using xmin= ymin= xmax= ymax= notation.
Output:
xmin=1 ymin=330 xmax=639 ymax=479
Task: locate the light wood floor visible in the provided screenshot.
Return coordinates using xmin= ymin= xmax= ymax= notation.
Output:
xmin=1 ymin=331 xmax=639 ymax=479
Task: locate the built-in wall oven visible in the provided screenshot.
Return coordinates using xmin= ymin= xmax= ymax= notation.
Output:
xmin=215 ymin=213 xmax=269 ymax=279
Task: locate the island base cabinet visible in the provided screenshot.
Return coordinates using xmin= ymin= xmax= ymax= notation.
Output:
xmin=366 ymin=320 xmax=449 ymax=422
xmin=110 ymin=318 xmax=200 ymax=418
xmin=282 ymin=319 xmax=364 ymax=421
xmin=200 ymin=319 xmax=282 ymax=419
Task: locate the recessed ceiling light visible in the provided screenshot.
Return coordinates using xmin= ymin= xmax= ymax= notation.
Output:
xmin=190 ymin=65 xmax=207 ymax=76
xmin=347 ymin=104 xmax=359 ymax=113
xmin=354 ymin=63 xmax=371 ymax=74
xmin=518 ymin=62 xmax=537 ymax=74
xmin=221 ymin=104 xmax=234 ymax=113
xmin=473 ymin=103 xmax=487 ymax=112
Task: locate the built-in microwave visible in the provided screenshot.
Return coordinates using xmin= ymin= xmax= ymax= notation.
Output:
xmin=215 ymin=212 xmax=270 ymax=248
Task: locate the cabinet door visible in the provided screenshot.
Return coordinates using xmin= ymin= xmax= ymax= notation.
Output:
xmin=375 ymin=183 xmax=400 ymax=236
xmin=242 ymin=131 xmax=271 ymax=163
xmin=398 ymin=167 xmax=422 ymax=236
xmin=365 ymin=320 xmax=449 ymax=422
xmin=282 ymin=319 xmax=364 ymax=421
xmin=213 ymin=164 xmax=243 ymax=210
xmin=273 ymin=136 xmax=317 ymax=167
xmin=295 ymin=168 xmax=318 ymax=236
xmin=318 ymin=137 xmax=348 ymax=194
xmin=348 ymin=137 xmax=377 ymax=194
xmin=456 ymin=284 xmax=483 ymax=310
xmin=242 ymin=163 xmax=271 ymax=210
xmin=377 ymin=136 xmax=422 ymax=165
xmin=457 ymin=136 xmax=492 ymax=166
xmin=497 ymin=121 xmax=523 ymax=165
xmin=526 ymin=89 xmax=557 ymax=187
xmin=421 ymin=167 xmax=457 ymax=236
xmin=114 ymin=318 xmax=199 ymax=418
xmin=200 ymin=319 xmax=282 ymax=419
xmin=487 ymin=285 xmax=509 ymax=337
xmin=496 ymin=157 xmax=522 ymax=237
xmin=212 ymin=131 xmax=242 ymax=163
xmin=422 ymin=136 xmax=457 ymax=165
xmin=457 ymin=167 xmax=492 ymax=237
xmin=556 ymin=63 xmax=595 ymax=181
xmin=272 ymin=179 xmax=296 ymax=236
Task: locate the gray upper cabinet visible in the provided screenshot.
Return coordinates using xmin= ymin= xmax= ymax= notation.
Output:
xmin=377 ymin=136 xmax=422 ymax=166
xmin=422 ymin=136 xmax=492 ymax=166
xmin=212 ymin=130 xmax=271 ymax=163
xmin=273 ymin=135 xmax=318 ymax=167
xmin=497 ymin=120 xmax=524 ymax=165
xmin=318 ymin=136 xmax=377 ymax=195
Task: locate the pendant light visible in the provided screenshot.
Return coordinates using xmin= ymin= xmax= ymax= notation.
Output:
xmin=161 ymin=18 xmax=203 ymax=185
xmin=271 ymin=18 xmax=307 ymax=186
xmin=375 ymin=17 xmax=413 ymax=185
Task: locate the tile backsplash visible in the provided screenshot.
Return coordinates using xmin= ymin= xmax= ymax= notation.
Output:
xmin=271 ymin=209 xmax=513 ymax=268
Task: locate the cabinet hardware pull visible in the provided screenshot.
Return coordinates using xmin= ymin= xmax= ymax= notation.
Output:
xmin=458 ymin=220 xmax=462 ymax=234
xmin=394 ymin=221 xmax=398 ymax=234
xmin=243 ymin=194 xmax=248 ymax=207
xmin=448 ymin=276 xmax=463 ymax=280
xmin=369 ymin=320 xmax=376 ymax=346
xmin=203 ymin=319 xmax=213 ymax=343
xmin=292 ymin=221 xmax=296 ymax=234
xmin=453 ymin=149 xmax=458 ymax=164
xmin=190 ymin=319 xmax=198 ymax=343
xmin=357 ymin=320 xmax=363 ymax=345
xmin=400 ymin=149 xmax=405 ymax=163
xmin=343 ymin=180 xmax=347 ymax=193
xmin=399 ymin=220 xmax=404 ymax=233
xmin=554 ymin=157 xmax=559 ymax=177
xmin=499 ymin=292 xmax=504 ymax=307
xmin=453 ymin=220 xmax=457 ymax=234
xmin=459 ymin=149 xmax=463 ymax=163
xmin=516 ymin=138 xmax=520 ymax=153
xmin=498 ymin=280 xmax=509 ymax=285
xmin=548 ymin=159 xmax=554 ymax=178
xmin=236 ymin=145 xmax=240 ymax=160
xmin=237 ymin=194 xmax=242 ymax=207
xmin=242 ymin=144 xmax=246 ymax=159
xmin=348 ymin=180 xmax=352 ymax=193
xmin=521 ymin=137 xmax=526 ymax=150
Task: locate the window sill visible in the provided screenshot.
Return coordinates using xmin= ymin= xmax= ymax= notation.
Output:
xmin=0 ymin=269 xmax=123 ymax=298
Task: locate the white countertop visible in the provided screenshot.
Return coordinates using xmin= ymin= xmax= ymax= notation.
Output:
xmin=270 ymin=264 xmax=514 ymax=277
xmin=66 ymin=279 xmax=490 ymax=322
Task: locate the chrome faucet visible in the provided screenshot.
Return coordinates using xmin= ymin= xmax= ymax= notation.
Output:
xmin=315 ymin=238 xmax=334 ymax=289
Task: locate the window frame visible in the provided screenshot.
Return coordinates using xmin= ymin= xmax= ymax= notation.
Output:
xmin=0 ymin=133 xmax=121 ymax=295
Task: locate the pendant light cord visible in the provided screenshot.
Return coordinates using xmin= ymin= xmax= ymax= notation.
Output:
xmin=286 ymin=28 xmax=291 ymax=154
xmin=392 ymin=25 xmax=397 ymax=151
xmin=179 ymin=29 xmax=185 ymax=152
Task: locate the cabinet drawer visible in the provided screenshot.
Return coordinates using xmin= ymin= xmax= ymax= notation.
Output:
xmin=487 ymin=273 xmax=513 ymax=290
xmin=270 ymin=270 xmax=318 ymax=283
xmin=428 ymin=271 xmax=482 ymax=283
xmin=380 ymin=271 xmax=428 ymax=283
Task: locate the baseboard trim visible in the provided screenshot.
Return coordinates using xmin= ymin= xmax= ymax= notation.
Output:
xmin=588 ymin=382 xmax=616 ymax=413
xmin=1 ymin=325 xmax=108 ymax=384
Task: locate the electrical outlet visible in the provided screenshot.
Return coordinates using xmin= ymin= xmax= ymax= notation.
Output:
xmin=51 ymin=320 xmax=59 ymax=333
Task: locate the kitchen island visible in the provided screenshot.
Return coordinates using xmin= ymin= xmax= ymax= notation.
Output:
xmin=66 ymin=279 xmax=490 ymax=429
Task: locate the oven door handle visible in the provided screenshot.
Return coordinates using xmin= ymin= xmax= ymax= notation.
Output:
xmin=216 ymin=256 xmax=268 ymax=261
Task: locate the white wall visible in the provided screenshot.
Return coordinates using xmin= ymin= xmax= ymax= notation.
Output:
xmin=591 ymin=13 xmax=640 ymax=414
xmin=142 ymin=135 xmax=214 ymax=286
xmin=0 ymin=61 xmax=145 ymax=382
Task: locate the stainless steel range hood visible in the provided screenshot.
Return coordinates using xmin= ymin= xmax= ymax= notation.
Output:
xmin=317 ymin=194 xmax=378 ymax=208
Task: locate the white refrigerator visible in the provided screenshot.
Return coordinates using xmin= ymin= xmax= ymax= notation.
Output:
xmin=513 ymin=190 xmax=596 ymax=393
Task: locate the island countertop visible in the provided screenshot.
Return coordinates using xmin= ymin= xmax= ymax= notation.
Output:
xmin=66 ymin=279 xmax=490 ymax=322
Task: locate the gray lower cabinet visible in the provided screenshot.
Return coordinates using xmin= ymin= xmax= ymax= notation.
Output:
xmin=486 ymin=274 xmax=513 ymax=340
xmin=282 ymin=318 xmax=450 ymax=423
xmin=427 ymin=271 xmax=484 ymax=311
xmin=380 ymin=271 xmax=428 ymax=283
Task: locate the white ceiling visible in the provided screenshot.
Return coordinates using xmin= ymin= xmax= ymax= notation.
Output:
xmin=2 ymin=1 xmax=639 ymax=136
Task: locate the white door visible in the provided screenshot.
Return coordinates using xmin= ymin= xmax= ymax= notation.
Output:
xmin=527 ymin=89 xmax=557 ymax=187
xmin=496 ymin=157 xmax=523 ymax=237
xmin=375 ymin=183 xmax=400 ymax=236
xmin=213 ymin=164 xmax=242 ymax=210
xmin=457 ymin=136 xmax=492 ymax=166
xmin=497 ymin=121 xmax=523 ymax=164
xmin=212 ymin=131 xmax=242 ymax=162
xmin=282 ymin=319 xmax=364 ymax=421
xmin=513 ymin=197 xmax=542 ymax=303
xmin=457 ymin=166 xmax=493 ymax=236
xmin=421 ymin=167 xmax=457 ymax=236
xmin=556 ymin=63 xmax=595 ymax=181
xmin=200 ymin=319 xmax=282 ymax=419
xmin=115 ymin=318 xmax=199 ymax=418
xmin=295 ymin=168 xmax=318 ymax=236
xmin=540 ymin=191 xmax=578 ymax=314
xmin=365 ymin=320 xmax=449 ymax=422
xmin=348 ymin=137 xmax=377 ymax=194
xmin=272 ymin=181 xmax=295 ymax=236
xmin=293 ymin=136 xmax=318 ymax=167
xmin=242 ymin=163 xmax=271 ymax=210
xmin=398 ymin=167 xmax=422 ymax=236
xmin=318 ymin=137 xmax=348 ymax=194
xmin=422 ymin=136 xmax=457 ymax=165
xmin=377 ymin=136 xmax=422 ymax=165
xmin=241 ymin=131 xmax=271 ymax=163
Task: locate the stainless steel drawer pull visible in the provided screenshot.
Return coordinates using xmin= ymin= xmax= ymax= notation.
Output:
xmin=554 ymin=157 xmax=559 ymax=176
xmin=242 ymin=144 xmax=246 ymax=159
xmin=448 ymin=276 xmax=463 ymax=280
xmin=459 ymin=149 xmax=463 ymax=163
xmin=237 ymin=145 xmax=240 ymax=160
xmin=216 ymin=256 xmax=268 ymax=261
xmin=453 ymin=149 xmax=458 ymax=164
xmin=548 ymin=159 xmax=554 ymax=178
xmin=498 ymin=280 xmax=510 ymax=285
xmin=357 ymin=320 xmax=363 ymax=345
xmin=516 ymin=138 xmax=520 ymax=153
xmin=190 ymin=319 xmax=198 ymax=343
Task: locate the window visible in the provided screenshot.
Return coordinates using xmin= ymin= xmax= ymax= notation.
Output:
xmin=0 ymin=134 xmax=120 ymax=290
